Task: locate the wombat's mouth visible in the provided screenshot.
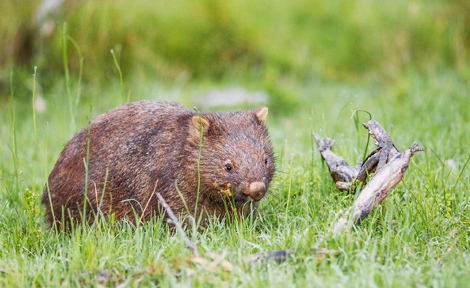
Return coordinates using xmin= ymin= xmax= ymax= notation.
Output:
xmin=214 ymin=183 xmax=261 ymax=202
xmin=213 ymin=182 xmax=266 ymax=206
xmin=233 ymin=189 xmax=266 ymax=205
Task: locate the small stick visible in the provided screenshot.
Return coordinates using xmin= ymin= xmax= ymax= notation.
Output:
xmin=155 ymin=190 xmax=199 ymax=257
xmin=453 ymin=218 xmax=470 ymax=231
xmin=138 ymin=180 xmax=158 ymax=226
xmin=422 ymin=231 xmax=428 ymax=245
xmin=312 ymin=132 xmax=361 ymax=184
xmin=439 ymin=203 xmax=469 ymax=229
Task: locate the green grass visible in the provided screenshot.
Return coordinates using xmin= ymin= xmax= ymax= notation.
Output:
xmin=0 ymin=0 xmax=470 ymax=286
xmin=0 ymin=69 xmax=469 ymax=287
xmin=1 ymin=0 xmax=470 ymax=91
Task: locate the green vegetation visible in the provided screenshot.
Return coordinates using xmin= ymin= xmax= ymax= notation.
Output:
xmin=1 ymin=0 xmax=470 ymax=286
xmin=2 ymin=0 xmax=470 ymax=91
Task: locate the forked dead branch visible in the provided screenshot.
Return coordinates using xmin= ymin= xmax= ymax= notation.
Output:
xmin=313 ymin=120 xmax=404 ymax=192
xmin=313 ymin=120 xmax=424 ymax=232
xmin=249 ymin=119 xmax=423 ymax=263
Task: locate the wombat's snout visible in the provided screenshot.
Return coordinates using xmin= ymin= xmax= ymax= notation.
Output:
xmin=244 ymin=182 xmax=266 ymax=201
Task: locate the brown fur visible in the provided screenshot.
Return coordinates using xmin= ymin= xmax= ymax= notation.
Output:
xmin=42 ymin=101 xmax=275 ymax=229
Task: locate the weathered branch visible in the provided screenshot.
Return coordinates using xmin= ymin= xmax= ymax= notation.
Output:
xmin=251 ymin=120 xmax=423 ymax=263
xmin=355 ymin=149 xmax=380 ymax=183
xmin=312 ymin=133 xmax=361 ymax=184
xmin=155 ymin=191 xmax=199 ymax=257
xmin=335 ymin=149 xmax=381 ymax=191
xmin=314 ymin=120 xmax=424 ymax=233
xmin=314 ymin=120 xmax=404 ymax=192
xmin=362 ymin=120 xmax=394 ymax=172
xmin=333 ymin=142 xmax=424 ymax=232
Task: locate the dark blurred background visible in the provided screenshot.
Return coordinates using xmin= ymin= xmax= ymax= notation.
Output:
xmin=1 ymin=0 xmax=469 ymax=108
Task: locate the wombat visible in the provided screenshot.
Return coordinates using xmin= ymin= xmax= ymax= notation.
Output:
xmin=42 ymin=101 xmax=275 ymax=229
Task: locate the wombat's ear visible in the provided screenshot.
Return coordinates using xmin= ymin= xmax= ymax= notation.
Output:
xmin=255 ymin=107 xmax=268 ymax=125
xmin=191 ymin=115 xmax=210 ymax=138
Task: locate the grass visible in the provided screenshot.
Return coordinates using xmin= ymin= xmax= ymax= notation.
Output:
xmin=0 ymin=0 xmax=469 ymax=286
xmin=1 ymin=0 xmax=470 ymax=92
xmin=0 ymin=68 xmax=469 ymax=287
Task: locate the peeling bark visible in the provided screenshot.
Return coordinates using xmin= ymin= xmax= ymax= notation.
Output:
xmin=312 ymin=133 xmax=361 ymax=184
xmin=333 ymin=142 xmax=424 ymax=232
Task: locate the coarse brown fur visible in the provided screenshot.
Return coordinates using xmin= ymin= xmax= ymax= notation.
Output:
xmin=42 ymin=101 xmax=275 ymax=230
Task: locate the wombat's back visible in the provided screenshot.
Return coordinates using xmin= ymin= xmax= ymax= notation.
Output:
xmin=42 ymin=101 xmax=193 ymax=228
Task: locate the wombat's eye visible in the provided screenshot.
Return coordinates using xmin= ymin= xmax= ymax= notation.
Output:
xmin=225 ymin=164 xmax=232 ymax=172
xmin=264 ymin=158 xmax=268 ymax=165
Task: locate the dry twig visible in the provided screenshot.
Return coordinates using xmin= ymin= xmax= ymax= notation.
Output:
xmin=155 ymin=190 xmax=199 ymax=257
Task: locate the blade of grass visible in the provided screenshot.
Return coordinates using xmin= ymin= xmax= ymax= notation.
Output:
xmin=431 ymin=149 xmax=470 ymax=191
xmin=349 ymin=109 xmax=372 ymax=161
xmin=451 ymin=154 xmax=470 ymax=195
xmin=111 ymin=49 xmax=125 ymax=105
xmin=193 ymin=107 xmax=203 ymax=221
xmin=62 ymin=22 xmax=75 ymax=131
xmin=9 ymin=69 xmax=20 ymax=192
xmin=65 ymin=35 xmax=84 ymax=110
xmin=1 ymin=178 xmax=24 ymax=227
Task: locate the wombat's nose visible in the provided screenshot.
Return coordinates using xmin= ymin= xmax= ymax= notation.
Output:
xmin=245 ymin=182 xmax=266 ymax=201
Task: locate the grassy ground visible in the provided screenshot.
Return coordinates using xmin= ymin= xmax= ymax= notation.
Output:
xmin=0 ymin=69 xmax=469 ymax=287
xmin=1 ymin=0 xmax=470 ymax=286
